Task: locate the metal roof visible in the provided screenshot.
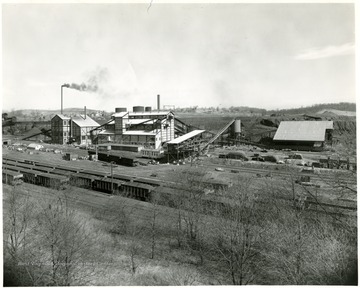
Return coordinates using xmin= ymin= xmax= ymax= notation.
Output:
xmin=72 ymin=116 xmax=100 ymax=128
xmin=167 ymin=130 xmax=205 ymax=144
xmin=112 ymin=112 xmax=129 ymax=118
xmin=52 ymin=114 xmax=70 ymax=120
xmin=273 ymin=121 xmax=333 ymax=142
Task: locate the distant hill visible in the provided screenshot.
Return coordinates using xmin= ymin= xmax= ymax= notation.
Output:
xmin=316 ymin=109 xmax=356 ymax=117
xmin=4 ymin=108 xmax=110 ymax=121
xmin=267 ymin=102 xmax=356 ymax=116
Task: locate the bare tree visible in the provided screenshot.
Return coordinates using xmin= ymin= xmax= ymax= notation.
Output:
xmin=149 ymin=192 xmax=161 ymax=259
xmin=36 ymin=193 xmax=96 ymax=285
xmin=3 ymin=185 xmax=44 ymax=286
xmin=211 ymin=182 xmax=261 ymax=285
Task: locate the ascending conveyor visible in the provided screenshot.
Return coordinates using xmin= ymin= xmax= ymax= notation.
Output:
xmin=200 ymin=119 xmax=236 ymax=152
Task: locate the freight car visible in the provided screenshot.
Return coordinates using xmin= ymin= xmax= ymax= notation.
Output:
xmin=14 ymin=167 xmax=42 ymax=184
xmin=70 ymin=173 xmax=101 ymax=189
xmin=2 ymin=170 xmax=23 ymax=185
xmin=36 ymin=173 xmax=69 ymax=190
xmin=121 ymin=182 xmax=154 ymax=201
xmin=93 ymin=177 xmax=125 ymax=194
xmin=88 ymin=150 xmax=139 ymax=167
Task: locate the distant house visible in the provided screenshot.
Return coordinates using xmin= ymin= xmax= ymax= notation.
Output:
xmin=71 ymin=115 xmax=100 ymax=145
xmin=27 ymin=143 xmax=44 ymax=150
xmin=273 ymin=121 xmax=333 ymax=151
xmin=51 ymin=114 xmax=71 ymax=144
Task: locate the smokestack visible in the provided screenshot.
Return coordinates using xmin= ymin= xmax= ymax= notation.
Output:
xmin=84 ymin=106 xmax=86 ymax=119
xmin=61 ymin=86 xmax=63 ymax=114
xmin=60 ymin=84 xmax=70 ymax=115
xmin=157 ymin=94 xmax=160 ymax=111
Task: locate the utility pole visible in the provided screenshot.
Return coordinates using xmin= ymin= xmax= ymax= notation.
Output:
xmin=110 ymin=161 xmax=114 ymax=195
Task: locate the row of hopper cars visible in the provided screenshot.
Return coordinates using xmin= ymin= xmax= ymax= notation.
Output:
xmin=2 ymin=156 xmax=161 ymax=200
xmin=3 ymin=156 xmax=234 ymax=215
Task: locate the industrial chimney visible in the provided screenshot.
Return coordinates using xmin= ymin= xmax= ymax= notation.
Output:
xmin=157 ymin=94 xmax=160 ymax=111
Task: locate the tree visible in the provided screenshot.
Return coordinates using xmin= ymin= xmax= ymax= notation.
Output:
xmin=36 ymin=193 xmax=96 ymax=285
xmin=211 ymin=182 xmax=261 ymax=285
xmin=3 ymin=184 xmax=43 ymax=286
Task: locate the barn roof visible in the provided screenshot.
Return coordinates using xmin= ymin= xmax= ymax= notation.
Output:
xmin=273 ymin=121 xmax=333 ymax=142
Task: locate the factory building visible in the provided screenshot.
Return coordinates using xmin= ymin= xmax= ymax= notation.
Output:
xmin=71 ymin=116 xmax=100 ymax=145
xmin=96 ymin=106 xmax=175 ymax=149
xmin=51 ymin=114 xmax=71 ymax=144
xmin=51 ymin=114 xmax=99 ymax=145
xmin=273 ymin=121 xmax=333 ymax=151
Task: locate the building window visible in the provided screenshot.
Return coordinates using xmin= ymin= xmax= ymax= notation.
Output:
xmin=82 ymin=136 xmax=86 ymax=140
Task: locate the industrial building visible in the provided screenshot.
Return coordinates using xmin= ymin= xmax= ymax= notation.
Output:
xmin=71 ymin=115 xmax=100 ymax=145
xmin=273 ymin=121 xmax=333 ymax=151
xmin=93 ymin=106 xmax=175 ymax=150
xmin=51 ymin=114 xmax=71 ymax=144
xmin=51 ymin=114 xmax=99 ymax=145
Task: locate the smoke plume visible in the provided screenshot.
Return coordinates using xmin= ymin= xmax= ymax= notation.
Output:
xmin=61 ymin=82 xmax=98 ymax=92
xmin=61 ymin=67 xmax=109 ymax=93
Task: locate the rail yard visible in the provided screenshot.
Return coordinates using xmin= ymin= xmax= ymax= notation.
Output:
xmin=2 ymin=106 xmax=357 ymax=286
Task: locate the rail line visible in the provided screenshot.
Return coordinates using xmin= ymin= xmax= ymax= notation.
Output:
xmin=3 ymin=156 xmax=356 ymax=215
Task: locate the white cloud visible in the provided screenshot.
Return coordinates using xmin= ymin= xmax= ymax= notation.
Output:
xmin=295 ymin=42 xmax=355 ymax=60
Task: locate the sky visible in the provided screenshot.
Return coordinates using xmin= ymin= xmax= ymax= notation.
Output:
xmin=2 ymin=2 xmax=356 ymax=112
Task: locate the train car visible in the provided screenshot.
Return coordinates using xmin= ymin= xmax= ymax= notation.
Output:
xmin=121 ymin=182 xmax=154 ymax=201
xmin=36 ymin=173 xmax=69 ymax=190
xmin=16 ymin=168 xmax=42 ymax=184
xmin=88 ymin=151 xmax=139 ymax=167
xmin=93 ymin=177 xmax=124 ymax=194
xmin=70 ymin=173 xmax=101 ymax=189
xmin=2 ymin=170 xmax=23 ymax=185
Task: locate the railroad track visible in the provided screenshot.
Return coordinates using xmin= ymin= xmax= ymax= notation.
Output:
xmin=3 ymin=156 xmax=356 ymax=216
